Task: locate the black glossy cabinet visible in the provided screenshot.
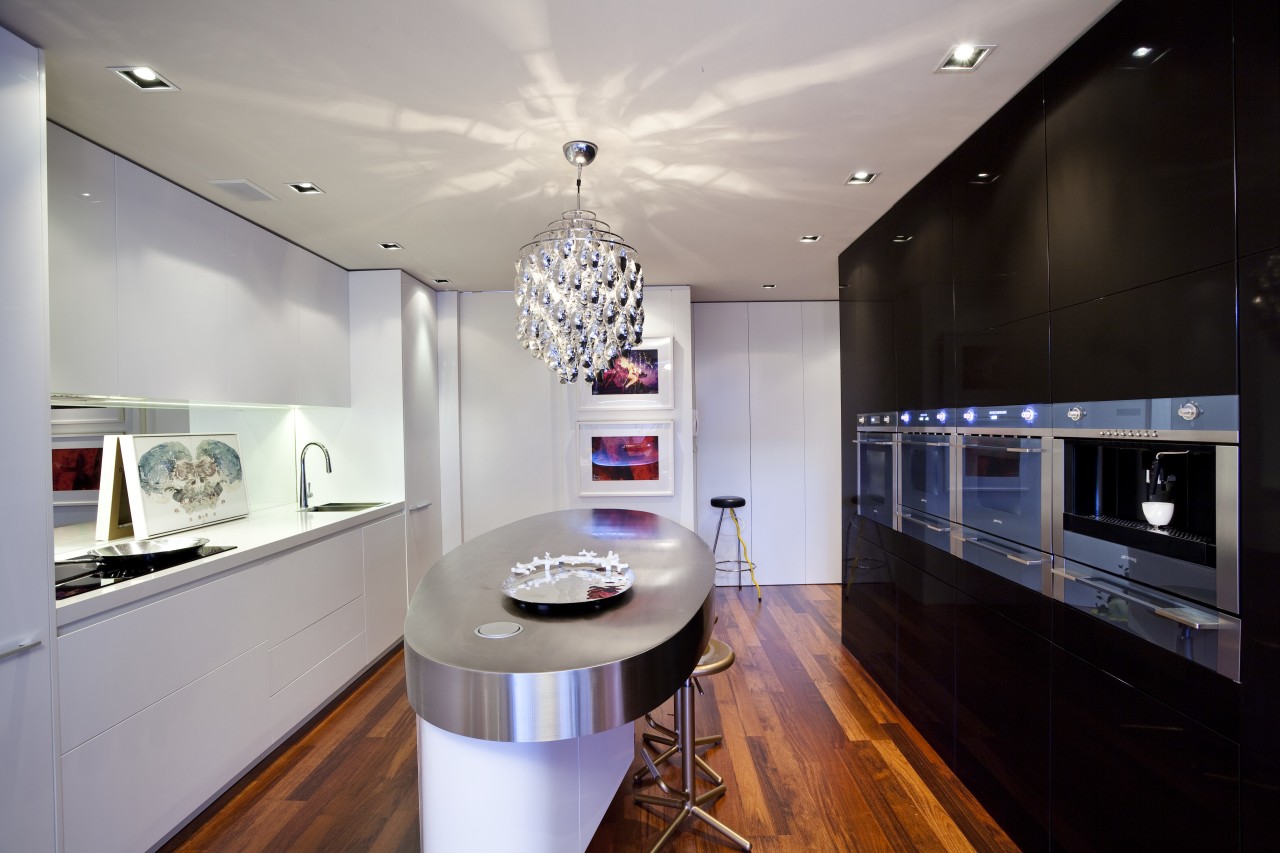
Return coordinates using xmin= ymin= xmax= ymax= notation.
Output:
xmin=955 ymin=593 xmax=1050 ymax=853
xmin=1049 ymin=262 xmax=1237 ymax=402
xmin=841 ymin=527 xmax=896 ymax=699
xmin=877 ymin=167 xmax=953 ymax=411
xmin=1044 ymin=0 xmax=1235 ymax=309
xmin=1239 ymin=247 xmax=1280 ymax=845
xmin=1235 ymin=0 xmax=1280 ymax=258
xmin=954 ymin=312 xmax=1050 ymax=407
xmin=839 ymin=298 xmax=895 ymax=414
xmin=1051 ymin=646 xmax=1240 ymax=852
xmin=892 ymin=556 xmax=955 ymax=765
xmin=952 ymin=79 xmax=1049 ymax=334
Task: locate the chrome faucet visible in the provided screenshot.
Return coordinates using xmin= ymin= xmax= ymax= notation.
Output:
xmin=299 ymin=442 xmax=332 ymax=509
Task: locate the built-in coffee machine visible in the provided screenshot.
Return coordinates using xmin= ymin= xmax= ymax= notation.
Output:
xmin=1051 ymin=396 xmax=1240 ymax=680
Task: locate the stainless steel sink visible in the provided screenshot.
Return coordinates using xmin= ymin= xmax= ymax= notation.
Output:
xmin=300 ymin=501 xmax=386 ymax=513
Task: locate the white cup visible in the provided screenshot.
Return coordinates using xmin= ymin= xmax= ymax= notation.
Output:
xmin=1141 ymin=501 xmax=1175 ymax=527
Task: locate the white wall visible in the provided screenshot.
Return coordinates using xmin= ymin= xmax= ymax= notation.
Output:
xmin=446 ymin=287 xmax=695 ymax=542
xmin=692 ymin=301 xmax=841 ymax=585
xmin=402 ymin=276 xmax=444 ymax=598
xmin=187 ymin=407 xmax=295 ymax=511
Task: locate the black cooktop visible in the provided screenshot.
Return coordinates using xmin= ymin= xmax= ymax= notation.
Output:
xmin=55 ymin=544 xmax=237 ymax=600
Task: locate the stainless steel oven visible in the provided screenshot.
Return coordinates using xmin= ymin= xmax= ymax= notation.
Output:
xmin=856 ymin=412 xmax=897 ymax=530
xmin=1051 ymin=395 xmax=1240 ymax=681
xmin=897 ymin=408 xmax=954 ymax=550
xmin=956 ymin=404 xmax=1053 ymax=556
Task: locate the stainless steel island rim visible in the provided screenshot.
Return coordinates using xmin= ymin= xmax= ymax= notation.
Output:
xmin=403 ymin=509 xmax=715 ymax=742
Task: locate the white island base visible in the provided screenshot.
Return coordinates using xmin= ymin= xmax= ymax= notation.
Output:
xmin=416 ymin=716 xmax=634 ymax=852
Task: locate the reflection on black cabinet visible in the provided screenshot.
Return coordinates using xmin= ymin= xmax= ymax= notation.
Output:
xmin=1051 ymin=647 xmax=1240 ymax=852
xmin=955 ymin=593 xmax=1050 ymax=853
xmin=841 ymin=527 xmax=896 ymax=699
xmin=840 ymin=299 xmax=896 ymax=414
xmin=1235 ymin=0 xmax=1280 ymax=258
xmin=893 ymin=556 xmax=955 ymax=765
xmin=952 ymin=79 xmax=1049 ymax=334
xmin=1045 ymin=0 xmax=1234 ymax=308
xmin=955 ymin=313 xmax=1050 ymax=408
xmin=1050 ymin=263 xmax=1236 ymax=402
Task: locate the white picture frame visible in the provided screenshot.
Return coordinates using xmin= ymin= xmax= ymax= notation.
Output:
xmin=118 ymin=433 xmax=250 ymax=537
xmin=577 ymin=421 xmax=674 ymax=497
xmin=576 ymin=337 xmax=674 ymax=411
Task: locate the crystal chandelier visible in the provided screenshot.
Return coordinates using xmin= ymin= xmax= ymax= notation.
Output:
xmin=515 ymin=141 xmax=644 ymax=383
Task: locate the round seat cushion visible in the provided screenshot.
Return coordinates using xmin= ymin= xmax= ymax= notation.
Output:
xmin=710 ymin=495 xmax=746 ymax=509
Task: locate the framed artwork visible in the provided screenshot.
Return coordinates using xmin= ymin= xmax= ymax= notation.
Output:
xmin=576 ymin=337 xmax=673 ymax=411
xmin=577 ymin=421 xmax=674 ymax=497
xmin=51 ymin=437 xmax=105 ymax=506
xmin=118 ymin=433 xmax=250 ymax=537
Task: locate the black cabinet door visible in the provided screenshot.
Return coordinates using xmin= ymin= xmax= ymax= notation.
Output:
xmin=1239 ymin=247 xmax=1280 ymax=833
xmin=952 ymin=78 xmax=1050 ymax=334
xmin=892 ymin=556 xmax=955 ymax=765
xmin=1050 ymin=262 xmax=1237 ymax=402
xmin=1236 ymin=0 xmax=1280 ymax=258
xmin=840 ymin=297 xmax=896 ymax=414
xmin=883 ymin=167 xmax=953 ymax=411
xmin=955 ymin=594 xmax=1050 ymax=852
xmin=1051 ymin=647 xmax=1240 ymax=852
xmin=841 ymin=527 xmax=896 ymax=699
xmin=1044 ymin=0 xmax=1234 ymax=309
xmin=955 ymin=312 xmax=1050 ymax=407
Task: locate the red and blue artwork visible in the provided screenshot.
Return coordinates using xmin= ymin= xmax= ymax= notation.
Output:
xmin=590 ymin=348 xmax=660 ymax=396
xmin=591 ymin=435 xmax=660 ymax=481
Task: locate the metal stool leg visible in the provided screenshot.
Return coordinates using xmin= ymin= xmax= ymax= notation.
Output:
xmin=634 ymin=680 xmax=750 ymax=852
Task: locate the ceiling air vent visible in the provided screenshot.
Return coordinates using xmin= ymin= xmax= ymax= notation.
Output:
xmin=206 ymin=179 xmax=279 ymax=202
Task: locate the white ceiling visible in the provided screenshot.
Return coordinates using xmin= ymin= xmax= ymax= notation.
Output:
xmin=0 ymin=0 xmax=1116 ymax=301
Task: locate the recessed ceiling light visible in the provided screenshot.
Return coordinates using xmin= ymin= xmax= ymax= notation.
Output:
xmin=434 ymin=279 xmax=451 ymax=285
xmin=892 ymin=235 xmax=913 ymax=243
xmin=762 ymin=284 xmax=778 ymax=289
xmin=936 ymin=44 xmax=996 ymax=72
xmin=798 ymin=235 xmax=822 ymax=243
xmin=109 ymin=66 xmax=177 ymax=90
xmin=379 ymin=242 xmax=403 ymax=250
xmin=207 ymin=178 xmax=279 ymax=202
xmin=846 ymin=171 xmax=879 ymax=185
xmin=287 ymin=182 xmax=324 ymax=195
xmin=969 ymin=172 xmax=1000 ymax=185
xmin=1133 ymin=46 xmax=1153 ymax=58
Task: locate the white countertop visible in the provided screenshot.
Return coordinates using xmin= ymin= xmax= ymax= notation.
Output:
xmin=54 ymin=500 xmax=405 ymax=630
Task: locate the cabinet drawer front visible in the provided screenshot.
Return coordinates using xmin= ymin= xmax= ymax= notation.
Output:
xmin=269 ymin=597 xmax=363 ymax=696
xmin=267 ymin=529 xmax=363 ymax=645
xmin=58 ymin=565 xmax=268 ymax=752
xmin=60 ymin=644 xmax=269 ymax=853
xmin=269 ymin=631 xmax=367 ymax=744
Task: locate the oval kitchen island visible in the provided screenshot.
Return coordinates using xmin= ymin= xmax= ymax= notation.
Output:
xmin=404 ymin=508 xmax=715 ymax=852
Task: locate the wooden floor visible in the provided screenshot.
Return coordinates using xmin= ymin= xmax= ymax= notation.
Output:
xmin=163 ymin=586 xmax=1016 ymax=852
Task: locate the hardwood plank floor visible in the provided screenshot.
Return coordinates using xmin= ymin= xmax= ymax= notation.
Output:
xmin=163 ymin=586 xmax=1016 ymax=852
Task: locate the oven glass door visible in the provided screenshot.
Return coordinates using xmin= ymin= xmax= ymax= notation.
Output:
xmin=960 ymin=435 xmax=1045 ymax=551
xmin=858 ymin=435 xmax=895 ymax=527
xmin=898 ymin=433 xmax=951 ymax=521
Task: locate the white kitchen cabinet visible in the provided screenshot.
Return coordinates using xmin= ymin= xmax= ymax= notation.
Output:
xmin=57 ymin=562 xmax=270 ymax=752
xmin=47 ymin=124 xmax=119 ymax=396
xmin=0 ymin=26 xmax=57 ymax=853
xmin=60 ymin=643 xmax=271 ymax=853
xmin=115 ymin=157 xmax=232 ymax=401
xmin=265 ymin=527 xmax=364 ymax=644
xmin=363 ymin=511 xmax=408 ymax=660
xmin=224 ymin=215 xmax=299 ymax=404
xmin=296 ymin=252 xmax=351 ymax=406
xmin=269 ymin=631 xmax=367 ymax=743
xmin=269 ymin=596 xmax=365 ymax=696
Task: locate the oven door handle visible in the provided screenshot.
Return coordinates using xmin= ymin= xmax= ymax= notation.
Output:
xmin=1049 ymin=569 xmax=1224 ymax=630
xmin=961 ymin=536 xmax=1043 ymax=565
xmin=899 ymin=512 xmax=949 ymax=534
xmin=1003 ymin=447 xmax=1043 ymax=454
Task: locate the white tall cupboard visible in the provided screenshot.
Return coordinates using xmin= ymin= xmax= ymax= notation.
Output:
xmin=0 ymin=26 xmax=59 ymax=853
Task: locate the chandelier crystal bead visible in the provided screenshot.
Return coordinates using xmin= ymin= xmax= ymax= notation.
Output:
xmin=514 ymin=141 xmax=644 ymax=384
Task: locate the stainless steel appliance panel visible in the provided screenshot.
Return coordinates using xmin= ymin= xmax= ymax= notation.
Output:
xmin=856 ymin=411 xmax=899 ymax=531
xmin=959 ymin=434 xmax=1051 ymax=554
xmin=954 ymin=523 xmax=1051 ymax=596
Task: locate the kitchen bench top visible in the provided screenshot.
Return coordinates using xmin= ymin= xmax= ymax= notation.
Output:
xmin=53 ymin=500 xmax=404 ymax=629
xmin=404 ymin=508 xmax=714 ymax=742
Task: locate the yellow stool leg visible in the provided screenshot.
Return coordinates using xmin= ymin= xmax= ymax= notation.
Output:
xmin=728 ymin=508 xmax=762 ymax=601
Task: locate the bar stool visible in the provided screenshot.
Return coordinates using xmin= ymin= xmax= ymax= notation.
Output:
xmin=711 ymin=496 xmax=761 ymax=600
xmin=633 ymin=639 xmax=751 ymax=852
